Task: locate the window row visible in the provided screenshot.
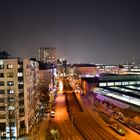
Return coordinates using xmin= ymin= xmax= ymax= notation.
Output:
xmin=0 ymin=81 xmax=14 ymax=86
xmin=0 ymin=64 xmax=14 ymax=69
xmin=0 ymin=72 xmax=14 ymax=78
xmin=0 ymin=89 xmax=15 ymax=94
xmin=0 ymin=98 xmax=15 ymax=102
xmin=0 ymin=72 xmax=23 ymax=78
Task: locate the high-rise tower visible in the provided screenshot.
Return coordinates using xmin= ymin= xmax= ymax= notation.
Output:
xmin=38 ymin=47 xmax=57 ymax=66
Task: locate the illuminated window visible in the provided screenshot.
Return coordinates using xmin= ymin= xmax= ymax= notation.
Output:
xmin=136 ymin=81 xmax=140 ymax=84
xmin=8 ymin=98 xmax=15 ymax=102
xmin=7 ymin=81 xmax=14 ymax=86
xmin=130 ymin=81 xmax=135 ymax=85
xmin=18 ymin=72 xmax=23 ymax=77
xmin=18 ymin=81 xmax=23 ymax=85
xmin=7 ymin=64 xmax=14 ymax=69
xmin=8 ymin=106 xmax=14 ymax=110
xmin=7 ymin=89 xmax=14 ymax=94
xmin=115 ymin=82 xmax=121 ymax=85
xmin=99 ymin=83 xmax=106 ymax=87
xmin=122 ymin=82 xmax=129 ymax=85
xmin=108 ymin=82 xmax=114 ymax=86
xmin=0 ymin=64 xmax=4 ymax=69
xmin=7 ymin=72 xmax=14 ymax=78
xmin=0 ymin=60 xmax=4 ymax=69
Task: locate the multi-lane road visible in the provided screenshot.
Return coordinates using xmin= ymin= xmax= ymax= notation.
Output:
xmin=60 ymin=78 xmax=118 ymax=140
xmin=50 ymin=78 xmax=139 ymax=140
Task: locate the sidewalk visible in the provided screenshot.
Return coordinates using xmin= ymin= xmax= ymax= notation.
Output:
xmin=27 ymin=116 xmax=50 ymax=140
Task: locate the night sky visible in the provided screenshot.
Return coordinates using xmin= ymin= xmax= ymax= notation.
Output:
xmin=0 ymin=0 xmax=140 ymax=64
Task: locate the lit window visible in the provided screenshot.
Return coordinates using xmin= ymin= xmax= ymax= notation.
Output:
xmin=130 ymin=81 xmax=136 ymax=85
xmin=108 ymin=82 xmax=114 ymax=86
xmin=137 ymin=81 xmax=140 ymax=84
xmin=18 ymin=72 xmax=23 ymax=77
xmin=18 ymin=81 xmax=23 ymax=85
xmin=115 ymin=82 xmax=121 ymax=85
xmin=7 ymin=81 xmax=14 ymax=86
xmin=8 ymin=106 xmax=15 ymax=110
xmin=7 ymin=72 xmax=14 ymax=78
xmin=0 ymin=64 xmax=4 ymax=69
xmin=0 ymin=60 xmax=4 ymax=69
xmin=8 ymin=98 xmax=15 ymax=102
xmin=99 ymin=83 xmax=106 ymax=87
xmin=7 ymin=89 xmax=14 ymax=94
xmin=7 ymin=64 xmax=14 ymax=69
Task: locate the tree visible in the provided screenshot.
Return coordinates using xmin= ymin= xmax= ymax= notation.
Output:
xmin=7 ymin=93 xmax=20 ymax=140
xmin=37 ymin=84 xmax=50 ymax=104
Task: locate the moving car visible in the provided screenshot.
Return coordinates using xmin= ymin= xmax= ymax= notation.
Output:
xmin=50 ymin=111 xmax=55 ymax=118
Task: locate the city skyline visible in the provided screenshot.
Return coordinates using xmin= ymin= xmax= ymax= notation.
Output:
xmin=0 ymin=0 xmax=140 ymax=64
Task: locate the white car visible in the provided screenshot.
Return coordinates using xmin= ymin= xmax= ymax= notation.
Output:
xmin=50 ymin=111 xmax=55 ymax=118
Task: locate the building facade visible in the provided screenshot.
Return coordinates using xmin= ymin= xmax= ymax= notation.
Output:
xmin=38 ymin=47 xmax=57 ymax=66
xmin=0 ymin=58 xmax=39 ymax=139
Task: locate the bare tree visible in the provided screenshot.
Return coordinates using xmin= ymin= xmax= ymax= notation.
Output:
xmin=39 ymin=84 xmax=50 ymax=104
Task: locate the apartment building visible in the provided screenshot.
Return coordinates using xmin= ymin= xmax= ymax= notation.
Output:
xmin=0 ymin=57 xmax=39 ymax=139
xmin=38 ymin=47 xmax=57 ymax=66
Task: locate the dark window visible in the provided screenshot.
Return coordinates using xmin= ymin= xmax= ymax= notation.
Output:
xmin=0 ymin=98 xmax=5 ymax=102
xmin=19 ymin=109 xmax=24 ymax=113
xmin=0 ymin=73 xmax=4 ymax=78
xmin=19 ymin=93 xmax=24 ymax=97
xmin=0 ymin=90 xmax=5 ymax=94
xmin=19 ymin=100 xmax=24 ymax=105
xmin=18 ymin=84 xmax=23 ymax=89
xmin=18 ymin=77 xmax=23 ymax=81
xmin=9 ymin=122 xmax=15 ymax=127
xmin=0 ymin=106 xmax=5 ymax=111
xmin=0 ymin=123 xmax=6 ymax=131
xmin=0 ymin=81 xmax=4 ymax=86
xmin=20 ymin=121 xmax=25 ymax=128
xmin=0 ymin=114 xmax=6 ymax=119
